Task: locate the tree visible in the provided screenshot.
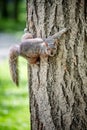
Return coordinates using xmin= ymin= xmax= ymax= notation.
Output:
xmin=0 ymin=0 xmax=20 ymax=20
xmin=1 ymin=0 xmax=8 ymax=18
xmin=26 ymin=0 xmax=87 ymax=130
xmin=14 ymin=0 xmax=20 ymax=21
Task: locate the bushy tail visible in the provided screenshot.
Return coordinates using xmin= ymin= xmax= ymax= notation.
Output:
xmin=9 ymin=45 xmax=20 ymax=86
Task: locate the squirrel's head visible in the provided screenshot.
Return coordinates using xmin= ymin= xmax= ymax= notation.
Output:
xmin=45 ymin=38 xmax=57 ymax=56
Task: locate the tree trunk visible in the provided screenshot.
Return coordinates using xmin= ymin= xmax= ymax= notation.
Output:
xmin=14 ymin=0 xmax=19 ymax=21
xmin=27 ymin=0 xmax=87 ymax=130
xmin=2 ymin=0 xmax=8 ymax=18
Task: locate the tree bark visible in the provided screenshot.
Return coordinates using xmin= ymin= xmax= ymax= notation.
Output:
xmin=27 ymin=0 xmax=87 ymax=130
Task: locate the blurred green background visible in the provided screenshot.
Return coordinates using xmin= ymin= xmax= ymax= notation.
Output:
xmin=0 ymin=0 xmax=31 ymax=130
xmin=0 ymin=0 xmax=26 ymax=33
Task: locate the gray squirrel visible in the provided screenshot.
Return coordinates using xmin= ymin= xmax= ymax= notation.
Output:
xmin=9 ymin=28 xmax=69 ymax=86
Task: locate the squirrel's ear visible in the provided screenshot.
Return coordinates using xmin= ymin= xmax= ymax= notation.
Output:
xmin=9 ymin=45 xmax=20 ymax=86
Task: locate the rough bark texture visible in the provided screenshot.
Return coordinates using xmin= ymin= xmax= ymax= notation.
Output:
xmin=27 ymin=0 xmax=87 ymax=130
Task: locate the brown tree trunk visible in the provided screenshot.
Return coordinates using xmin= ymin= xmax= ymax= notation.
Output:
xmin=27 ymin=0 xmax=87 ymax=130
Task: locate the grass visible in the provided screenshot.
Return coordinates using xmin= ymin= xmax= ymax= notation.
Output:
xmin=0 ymin=58 xmax=31 ymax=130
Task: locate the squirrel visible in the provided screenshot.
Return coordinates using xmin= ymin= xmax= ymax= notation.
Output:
xmin=9 ymin=28 xmax=69 ymax=86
